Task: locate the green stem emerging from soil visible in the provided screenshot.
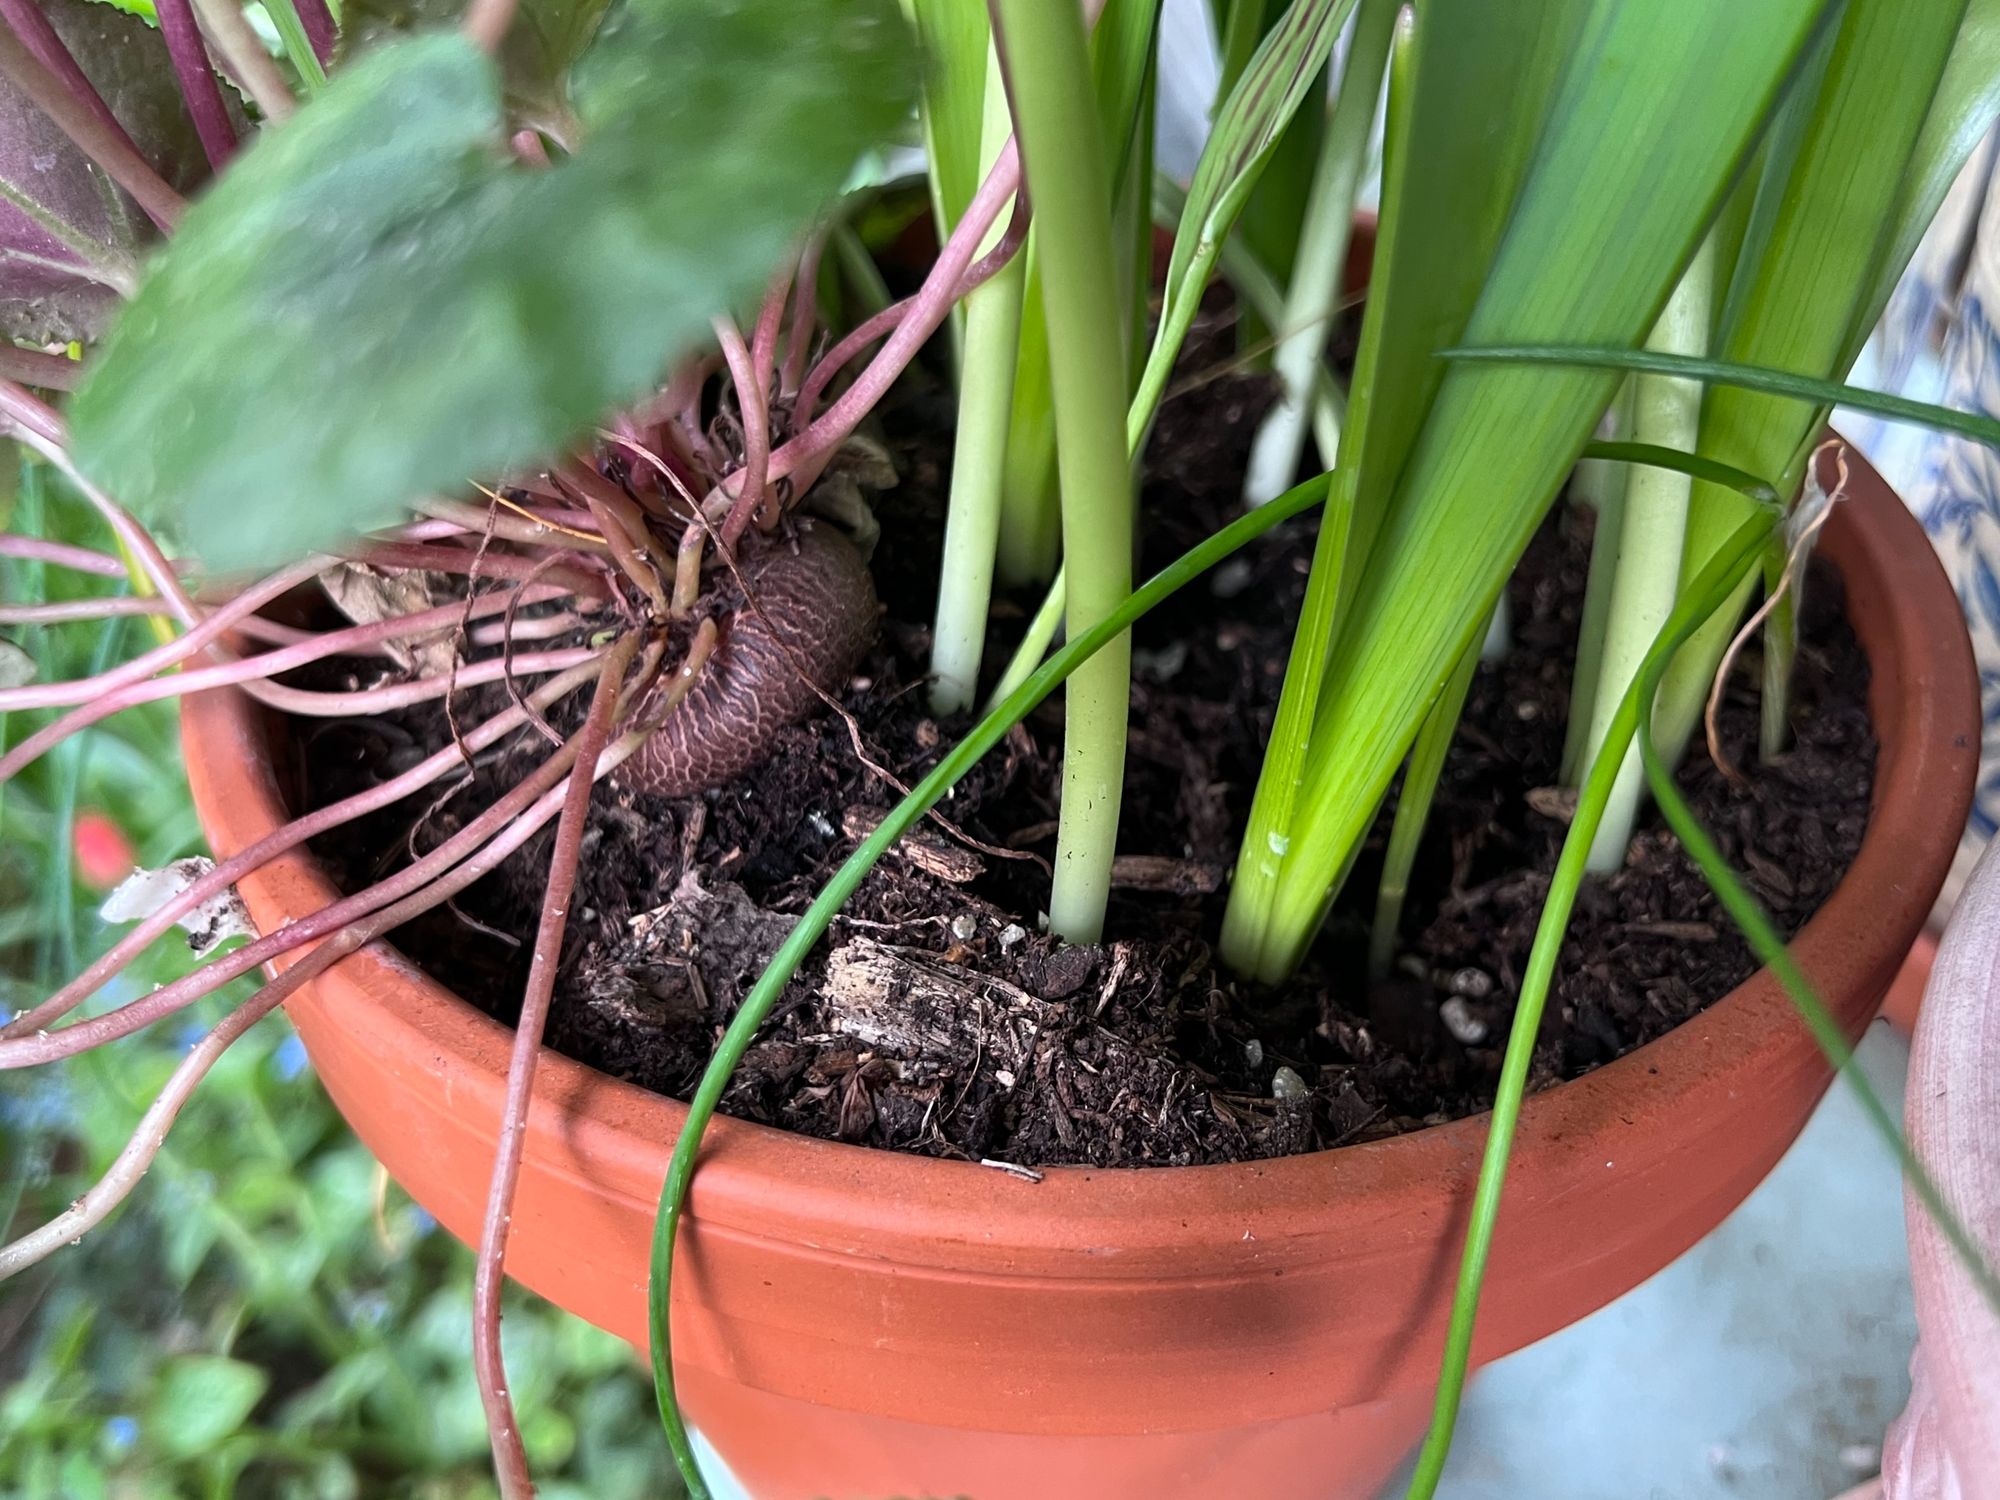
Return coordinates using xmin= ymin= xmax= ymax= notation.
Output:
xmin=1577 ymin=238 xmax=1712 ymax=872
xmin=992 ymin=0 xmax=1135 ymax=944
xmin=1402 ymin=509 xmax=1776 ymax=1500
xmin=929 ymin=53 xmax=1027 ymax=715
xmin=1242 ymin=0 xmax=1394 ymax=504
xmin=1559 ymin=379 xmax=1635 ymax=785
xmin=650 ymin=473 xmax=1335 ymax=1497
xmin=1368 ymin=615 xmax=1481 ymax=983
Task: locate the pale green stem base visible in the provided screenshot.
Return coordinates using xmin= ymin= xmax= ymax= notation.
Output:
xmin=1242 ymin=0 xmax=1394 ymax=505
xmin=1578 ymin=241 xmax=1711 ymax=873
xmin=930 ymin=55 xmax=1027 ymax=715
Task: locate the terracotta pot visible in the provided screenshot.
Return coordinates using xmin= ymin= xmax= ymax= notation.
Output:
xmin=181 ymin=453 xmax=1973 ymax=1499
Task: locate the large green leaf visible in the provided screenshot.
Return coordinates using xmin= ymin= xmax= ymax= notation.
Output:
xmin=72 ymin=1 xmax=915 ymax=569
xmin=1228 ymin=0 xmax=1832 ymax=981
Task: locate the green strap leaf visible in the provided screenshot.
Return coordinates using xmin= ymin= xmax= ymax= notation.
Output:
xmin=1231 ymin=0 xmax=1831 ymax=982
xmin=1449 ymin=344 xmax=2000 ymax=451
xmin=1135 ymin=0 xmax=1357 ymax=439
xmin=1578 ymin=439 xmax=1780 ymax=504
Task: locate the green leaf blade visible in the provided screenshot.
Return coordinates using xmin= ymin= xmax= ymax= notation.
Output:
xmin=1241 ymin=0 xmax=1830 ymax=982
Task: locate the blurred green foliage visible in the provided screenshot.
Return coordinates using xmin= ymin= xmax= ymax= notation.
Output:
xmin=1 ymin=447 xmax=675 ymax=1498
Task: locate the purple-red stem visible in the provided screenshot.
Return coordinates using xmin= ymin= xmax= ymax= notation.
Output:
xmin=359 ymin=542 xmax=608 ymax=598
xmin=474 ymin=638 xmax=635 ymax=1500
xmin=749 ymin=267 xmax=789 ymax=404
xmin=0 ymin=556 xmax=326 ymax=713
xmin=0 ymin=393 xmax=205 ymax=628
xmin=1 ymin=660 xmax=605 ymax=1043
xmin=155 ymin=0 xmax=237 ymax=170
xmin=462 ymin=0 xmax=521 ymax=54
xmin=0 ymin=734 xmax=616 ymax=1279
xmin=773 ymin=144 xmax=1021 ymax=486
xmin=714 ymin=319 xmax=772 ymax=546
xmin=0 ymin=7 xmax=183 ymax=231
xmin=0 ymin=597 xmax=169 ymax=625
xmin=557 ymin=463 xmax=670 ymax=620
xmin=0 ymin=379 xmax=67 ymax=449
xmin=292 ymin=0 xmax=336 ymax=65
xmin=0 ymin=347 xmax=80 ymax=392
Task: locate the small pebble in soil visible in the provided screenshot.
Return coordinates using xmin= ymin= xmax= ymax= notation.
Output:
xmin=949 ymin=913 xmax=977 ymax=941
xmin=1272 ymin=1066 xmax=1308 ymax=1101
xmin=1440 ymin=996 xmax=1489 ymax=1046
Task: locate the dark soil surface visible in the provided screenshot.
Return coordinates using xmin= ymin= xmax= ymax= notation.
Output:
xmin=298 ymin=310 xmax=1876 ymax=1169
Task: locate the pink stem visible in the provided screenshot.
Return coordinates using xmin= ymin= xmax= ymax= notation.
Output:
xmin=0 ymin=742 xmax=615 ymax=1280
xmin=1 ymin=660 xmax=605 ymax=1042
xmin=416 ymin=496 xmax=613 ymax=555
xmin=155 ymin=0 xmax=235 ymax=170
xmin=358 ymin=541 xmax=607 ymax=598
xmin=633 ymin=354 xmax=719 ymax=441
xmin=292 ymin=0 xmax=336 ymax=65
xmin=0 ymin=557 xmax=327 ymax=713
xmin=0 ymin=638 xmax=600 ymax=787
xmin=0 ymin=347 xmax=80 ymax=392
xmin=0 ymin=597 xmax=171 ymax=625
xmin=714 ymin=318 xmax=772 ymax=546
xmin=462 ymin=0 xmax=520 ymax=53
xmin=0 ymin=9 xmax=183 ymax=231
xmin=791 ymin=190 xmax=1032 ymax=437
xmin=0 ymin=535 xmax=126 ymax=578
xmin=471 ymin=611 xmax=582 ymax=648
xmin=557 ymin=463 xmax=669 ymax=620
xmin=770 ymin=143 xmax=1020 ymax=486
xmin=0 ymin=698 xmax=682 ymax=1280
xmin=794 ymin=297 xmax=911 ymax=434
xmin=0 ymin=379 xmax=66 ymax=449
xmin=750 ymin=267 xmax=789 ymax=405
xmin=1 ymin=407 xmax=206 ymax=628
xmin=1885 ymin=847 xmax=2000 ymax=1497
xmin=0 ymin=672 xmax=609 ymax=1065
xmin=475 ymin=638 xmax=634 ymax=1500
xmin=781 ymin=230 xmax=828 ymax=397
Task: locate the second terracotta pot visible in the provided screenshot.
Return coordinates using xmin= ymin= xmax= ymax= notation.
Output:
xmin=182 ymin=451 xmax=1974 ymax=1499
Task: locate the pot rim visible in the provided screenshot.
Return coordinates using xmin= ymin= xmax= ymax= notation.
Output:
xmin=180 ymin=436 xmax=1975 ymax=1282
